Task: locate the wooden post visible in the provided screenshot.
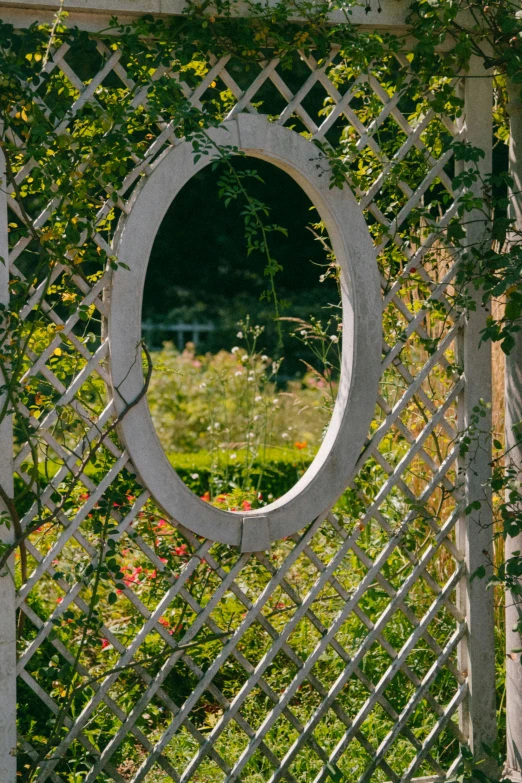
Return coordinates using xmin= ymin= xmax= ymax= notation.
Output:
xmin=0 ymin=148 xmax=17 ymax=780
xmin=457 ymin=58 xmax=498 ymax=763
xmin=505 ymin=79 xmax=522 ymax=783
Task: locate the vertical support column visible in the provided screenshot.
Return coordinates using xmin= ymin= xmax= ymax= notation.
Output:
xmin=0 ymin=149 xmax=17 ymax=780
xmin=457 ymin=58 xmax=497 ymax=761
xmin=505 ymin=79 xmax=522 ymax=783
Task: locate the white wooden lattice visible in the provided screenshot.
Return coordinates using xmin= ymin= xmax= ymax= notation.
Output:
xmin=0 ymin=18 xmax=496 ymax=783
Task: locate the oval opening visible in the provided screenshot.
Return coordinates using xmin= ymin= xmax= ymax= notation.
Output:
xmin=143 ymin=157 xmax=342 ymax=514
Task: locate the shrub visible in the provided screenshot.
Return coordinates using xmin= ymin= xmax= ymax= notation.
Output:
xmin=146 ymin=322 xmax=335 ymax=499
xmin=168 ymin=447 xmax=313 ymax=504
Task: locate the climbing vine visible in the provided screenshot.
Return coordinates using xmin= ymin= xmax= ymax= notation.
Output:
xmin=0 ymin=0 xmax=521 ymax=779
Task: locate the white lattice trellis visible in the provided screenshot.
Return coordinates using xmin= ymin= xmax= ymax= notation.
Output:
xmin=0 ymin=7 xmax=497 ymax=783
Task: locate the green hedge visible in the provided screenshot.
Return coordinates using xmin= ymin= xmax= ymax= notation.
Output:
xmin=167 ymin=448 xmax=313 ymax=501
xmin=14 ymin=448 xmax=314 ymax=511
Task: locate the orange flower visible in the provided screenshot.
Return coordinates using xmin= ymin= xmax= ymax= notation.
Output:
xmin=294 ymin=441 xmax=307 ymax=450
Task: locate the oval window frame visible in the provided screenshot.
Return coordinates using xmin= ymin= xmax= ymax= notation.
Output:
xmin=109 ymin=114 xmax=381 ymax=551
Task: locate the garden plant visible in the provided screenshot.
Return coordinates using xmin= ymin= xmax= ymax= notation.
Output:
xmin=0 ymin=1 xmax=522 ymax=781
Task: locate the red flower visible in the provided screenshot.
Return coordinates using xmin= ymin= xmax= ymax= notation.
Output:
xmin=174 ymin=544 xmax=188 ymax=556
xmin=158 ymin=617 xmax=173 ymax=634
xmin=101 ymin=638 xmax=110 ymax=650
xmin=201 ymin=491 xmax=211 ymax=502
xmin=242 ymin=500 xmax=252 ymax=511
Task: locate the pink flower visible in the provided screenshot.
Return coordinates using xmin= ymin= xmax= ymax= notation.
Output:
xmin=174 ymin=544 xmax=188 ymax=556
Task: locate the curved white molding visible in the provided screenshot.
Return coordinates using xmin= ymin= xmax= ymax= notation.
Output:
xmin=109 ymin=113 xmax=381 ymax=550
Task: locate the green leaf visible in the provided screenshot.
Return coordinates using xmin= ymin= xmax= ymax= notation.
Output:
xmin=471 ymin=565 xmax=486 ymax=582
xmin=506 ymin=298 xmax=522 ymax=322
